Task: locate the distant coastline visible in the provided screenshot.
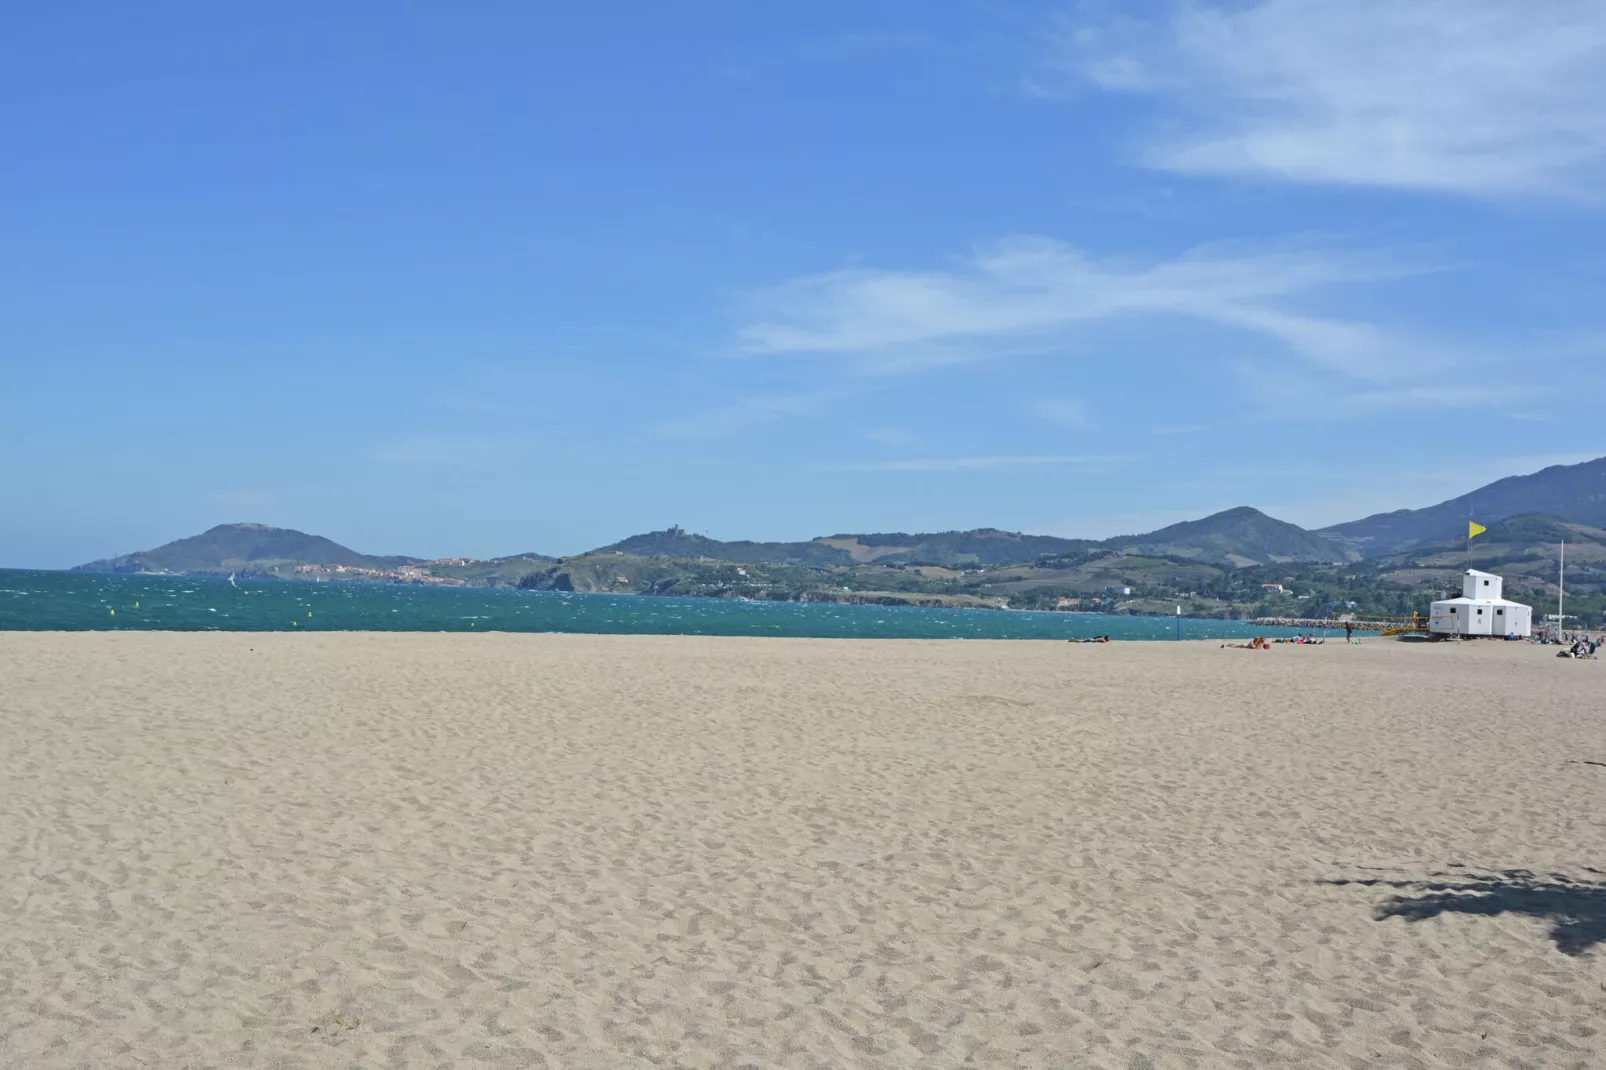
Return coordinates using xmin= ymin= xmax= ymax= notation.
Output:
xmin=56 ymin=455 xmax=1606 ymax=628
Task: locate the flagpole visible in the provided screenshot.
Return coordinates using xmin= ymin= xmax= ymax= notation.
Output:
xmin=1559 ymin=540 xmax=1565 ymax=641
xmin=1466 ymin=519 xmax=1484 ymax=571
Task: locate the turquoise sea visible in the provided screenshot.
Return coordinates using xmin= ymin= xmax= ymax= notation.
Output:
xmin=0 ymin=568 xmax=1310 ymax=641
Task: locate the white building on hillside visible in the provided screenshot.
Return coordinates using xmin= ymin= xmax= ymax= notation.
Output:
xmin=1429 ymin=569 xmax=1531 ymax=638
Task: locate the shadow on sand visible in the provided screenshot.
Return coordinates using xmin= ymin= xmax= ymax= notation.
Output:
xmin=1322 ymin=868 xmax=1606 ymax=955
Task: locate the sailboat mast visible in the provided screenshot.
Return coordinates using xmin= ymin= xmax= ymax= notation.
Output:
xmin=1559 ymin=540 xmax=1565 ymax=639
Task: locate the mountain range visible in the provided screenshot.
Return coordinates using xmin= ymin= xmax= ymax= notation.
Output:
xmin=1320 ymin=456 xmax=1606 ymax=556
xmin=70 ymin=454 xmax=1606 ymax=577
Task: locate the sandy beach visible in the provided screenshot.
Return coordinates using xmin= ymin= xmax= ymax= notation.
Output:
xmin=2 ymin=633 xmax=1603 ymax=1068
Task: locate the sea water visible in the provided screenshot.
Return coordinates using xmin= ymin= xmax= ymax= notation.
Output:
xmin=0 ymin=569 xmax=1309 ymax=641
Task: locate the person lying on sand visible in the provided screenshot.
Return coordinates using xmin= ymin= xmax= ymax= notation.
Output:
xmin=1223 ymin=636 xmax=1270 ymax=650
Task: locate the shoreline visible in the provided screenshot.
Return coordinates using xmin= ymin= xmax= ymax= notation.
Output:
xmin=2 ymin=569 xmax=1326 ymax=638
xmin=26 ymin=567 xmax=1366 ymax=622
xmin=0 ymin=627 xmax=1324 ymax=641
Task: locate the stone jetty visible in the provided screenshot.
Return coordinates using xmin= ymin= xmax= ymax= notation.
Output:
xmin=1252 ymin=617 xmax=1396 ymax=631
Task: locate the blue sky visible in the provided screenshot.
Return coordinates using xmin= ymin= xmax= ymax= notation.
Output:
xmin=4 ymin=0 xmax=1604 ymax=567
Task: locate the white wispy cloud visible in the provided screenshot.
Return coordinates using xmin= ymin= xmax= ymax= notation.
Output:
xmin=1029 ymin=397 xmax=1092 ymax=427
xmin=738 ymin=235 xmax=1500 ymax=413
xmin=1062 ymin=0 xmax=1606 ymax=199
xmin=370 ymin=433 xmax=535 ymax=466
xmin=833 ymin=454 xmax=1131 ymax=472
xmin=1229 ymin=363 xmax=1538 ymax=420
xmin=213 ymin=491 xmax=269 ymax=512
xmin=654 ymin=391 xmax=839 ymax=438
xmin=741 ymin=236 xmax=1421 ymax=366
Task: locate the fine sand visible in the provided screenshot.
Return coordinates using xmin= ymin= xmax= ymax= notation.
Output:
xmin=2 ymin=633 xmax=1604 ymax=1069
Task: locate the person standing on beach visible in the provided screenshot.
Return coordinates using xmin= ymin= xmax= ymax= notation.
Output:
xmin=1344 ymin=621 xmax=1354 ymax=644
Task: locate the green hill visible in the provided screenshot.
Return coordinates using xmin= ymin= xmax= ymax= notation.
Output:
xmin=596 ymin=527 xmax=1106 ymax=569
xmin=1105 ymin=507 xmax=1350 ymax=566
xmin=424 ymin=552 xmax=559 ymax=586
xmin=816 ymin=529 xmax=1099 ymax=566
xmin=594 ymin=527 xmax=854 ymax=566
xmin=73 ymin=523 xmax=421 ymax=575
xmin=515 ymin=552 xmax=1000 ymax=608
xmin=1374 ymin=513 xmax=1606 ymax=598
xmin=1459 ymin=512 xmax=1606 ymax=551
xmin=595 ymin=516 xmax=1331 ymax=570
xmin=1322 ymin=455 xmax=1606 ymax=557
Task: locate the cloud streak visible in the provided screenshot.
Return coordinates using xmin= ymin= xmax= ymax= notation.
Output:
xmin=738 ymin=236 xmax=1501 ymax=415
xmin=833 ymin=454 xmax=1130 ymax=472
xmin=1029 ymin=397 xmax=1092 ymax=428
xmin=1062 ymin=0 xmax=1606 ymax=199
xmin=369 ymin=433 xmax=536 ymax=466
xmin=654 ymin=392 xmax=840 ymax=438
xmin=742 ymin=237 xmax=1421 ymax=365
xmin=212 ymin=491 xmax=270 ymax=512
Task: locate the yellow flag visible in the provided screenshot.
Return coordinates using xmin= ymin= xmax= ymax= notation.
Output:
xmin=1469 ymin=521 xmax=1487 ymax=539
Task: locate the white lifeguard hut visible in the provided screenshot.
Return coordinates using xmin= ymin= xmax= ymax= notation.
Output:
xmin=1429 ymin=569 xmax=1532 ymax=638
